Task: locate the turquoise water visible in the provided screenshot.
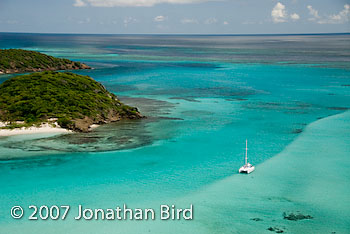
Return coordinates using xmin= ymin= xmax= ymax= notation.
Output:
xmin=0 ymin=33 xmax=349 ymax=233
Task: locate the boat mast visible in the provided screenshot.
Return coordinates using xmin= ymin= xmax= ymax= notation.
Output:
xmin=245 ymin=139 xmax=248 ymax=165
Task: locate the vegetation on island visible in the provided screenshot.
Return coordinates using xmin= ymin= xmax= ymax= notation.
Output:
xmin=0 ymin=71 xmax=142 ymax=132
xmin=0 ymin=49 xmax=90 ymax=74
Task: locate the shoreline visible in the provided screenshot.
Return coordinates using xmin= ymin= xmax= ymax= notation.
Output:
xmin=0 ymin=122 xmax=71 ymax=137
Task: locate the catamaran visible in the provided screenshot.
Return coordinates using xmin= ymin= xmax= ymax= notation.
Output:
xmin=239 ymin=139 xmax=255 ymax=174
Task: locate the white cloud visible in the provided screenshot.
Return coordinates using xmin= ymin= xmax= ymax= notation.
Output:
xmin=290 ymin=13 xmax=300 ymax=21
xmin=73 ymin=0 xmax=217 ymax=7
xmin=154 ymin=15 xmax=167 ymax=22
xmin=325 ymin=4 xmax=349 ymax=24
xmin=307 ymin=5 xmax=320 ymax=21
xmin=271 ymin=2 xmax=299 ymax=23
xmin=271 ymin=2 xmax=288 ymax=23
xmin=181 ymin=18 xmax=198 ymax=24
xmin=204 ymin=17 xmax=218 ymax=24
xmin=123 ymin=17 xmax=137 ymax=27
xmin=307 ymin=4 xmax=349 ymax=24
xmin=74 ymin=0 xmax=87 ymax=7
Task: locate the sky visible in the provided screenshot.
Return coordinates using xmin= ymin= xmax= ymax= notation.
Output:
xmin=0 ymin=0 xmax=349 ymax=34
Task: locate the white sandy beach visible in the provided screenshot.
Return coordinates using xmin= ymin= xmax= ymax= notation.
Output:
xmin=0 ymin=122 xmax=71 ymax=137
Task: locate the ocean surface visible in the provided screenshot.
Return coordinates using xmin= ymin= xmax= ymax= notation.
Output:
xmin=0 ymin=33 xmax=349 ymax=233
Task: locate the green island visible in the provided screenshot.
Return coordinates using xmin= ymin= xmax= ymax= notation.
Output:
xmin=0 ymin=49 xmax=90 ymax=74
xmin=0 ymin=71 xmax=142 ymax=132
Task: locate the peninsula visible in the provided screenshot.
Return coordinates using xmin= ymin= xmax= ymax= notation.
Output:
xmin=0 ymin=49 xmax=90 ymax=74
xmin=0 ymin=71 xmax=142 ymax=133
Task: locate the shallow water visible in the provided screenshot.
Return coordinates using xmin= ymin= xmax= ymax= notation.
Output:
xmin=0 ymin=33 xmax=349 ymax=233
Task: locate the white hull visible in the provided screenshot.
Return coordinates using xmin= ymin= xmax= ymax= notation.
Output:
xmin=239 ymin=165 xmax=255 ymax=174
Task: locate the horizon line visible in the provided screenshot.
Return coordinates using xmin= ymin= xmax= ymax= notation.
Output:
xmin=0 ymin=31 xmax=350 ymax=37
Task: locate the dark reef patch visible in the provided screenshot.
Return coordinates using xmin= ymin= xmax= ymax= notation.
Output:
xmin=181 ymin=110 xmax=214 ymax=117
xmin=0 ymin=97 xmax=178 ymax=155
xmin=105 ymin=84 xmax=138 ymax=93
xmin=250 ymin=218 xmax=263 ymax=221
xmin=283 ymin=211 xmax=313 ymax=221
xmin=292 ymin=128 xmax=303 ymax=134
xmin=158 ymin=117 xmax=184 ymax=121
xmin=225 ymin=98 xmax=248 ymax=102
xmin=243 ymin=101 xmax=312 ymax=112
xmin=266 ymin=197 xmax=293 ymax=202
xmin=267 ymin=226 xmax=285 ymax=233
xmin=169 ymin=97 xmax=201 ymax=102
xmin=142 ymin=86 xmax=258 ymax=99
xmin=0 ymin=119 xmax=151 ymax=152
xmin=119 ymin=97 xmax=176 ymax=117
xmin=171 ymin=62 xmax=221 ymax=69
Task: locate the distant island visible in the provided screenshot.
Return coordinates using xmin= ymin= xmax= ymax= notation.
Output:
xmin=0 ymin=71 xmax=142 ymax=133
xmin=0 ymin=49 xmax=90 ymax=74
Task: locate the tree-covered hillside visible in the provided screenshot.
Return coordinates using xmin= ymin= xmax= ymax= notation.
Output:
xmin=0 ymin=49 xmax=90 ymax=74
xmin=0 ymin=72 xmax=142 ymax=131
